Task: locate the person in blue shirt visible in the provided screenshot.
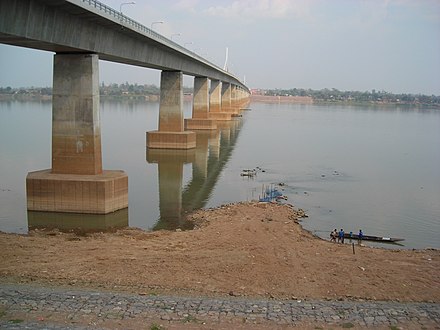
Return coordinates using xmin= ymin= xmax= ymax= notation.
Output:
xmin=358 ymin=229 xmax=364 ymax=241
xmin=339 ymin=229 xmax=345 ymax=244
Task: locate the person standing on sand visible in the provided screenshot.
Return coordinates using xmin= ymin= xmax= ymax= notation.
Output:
xmin=358 ymin=229 xmax=363 ymax=242
xmin=330 ymin=229 xmax=337 ymax=242
xmin=339 ymin=228 xmax=345 ymax=244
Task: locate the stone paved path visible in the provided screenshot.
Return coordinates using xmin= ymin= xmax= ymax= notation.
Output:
xmin=0 ymin=283 xmax=439 ymax=329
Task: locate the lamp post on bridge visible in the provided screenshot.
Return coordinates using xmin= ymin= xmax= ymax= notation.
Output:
xmin=151 ymin=21 xmax=164 ymax=30
xmin=120 ymin=1 xmax=135 ymax=14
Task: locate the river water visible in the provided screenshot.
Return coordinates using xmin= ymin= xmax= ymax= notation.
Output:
xmin=0 ymin=99 xmax=439 ymax=249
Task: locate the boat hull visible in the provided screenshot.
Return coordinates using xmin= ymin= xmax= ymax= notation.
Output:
xmin=344 ymin=233 xmax=404 ymax=243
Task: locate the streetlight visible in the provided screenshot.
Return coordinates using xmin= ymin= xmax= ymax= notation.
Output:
xmin=151 ymin=21 xmax=164 ymax=30
xmin=171 ymin=33 xmax=181 ymax=41
xmin=120 ymin=1 xmax=135 ymax=14
xmin=184 ymin=42 xmax=193 ymax=48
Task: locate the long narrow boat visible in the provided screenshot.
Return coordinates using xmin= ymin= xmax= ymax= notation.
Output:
xmin=344 ymin=233 xmax=404 ymax=243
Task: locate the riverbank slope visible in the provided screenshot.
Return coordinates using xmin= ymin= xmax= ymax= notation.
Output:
xmin=0 ymin=202 xmax=438 ymax=303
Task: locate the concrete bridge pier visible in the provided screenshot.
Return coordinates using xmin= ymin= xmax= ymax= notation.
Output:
xmin=231 ymin=86 xmax=250 ymax=112
xmin=184 ymin=77 xmax=217 ymax=130
xmin=208 ymin=80 xmax=232 ymax=121
xmin=26 ymin=53 xmax=128 ymax=214
xmin=147 ymin=71 xmax=196 ymax=149
xmin=231 ymin=85 xmax=239 ymax=113
xmin=221 ymin=83 xmax=239 ymax=115
xmin=234 ymin=86 xmax=249 ymax=111
xmin=238 ymin=87 xmax=251 ymax=109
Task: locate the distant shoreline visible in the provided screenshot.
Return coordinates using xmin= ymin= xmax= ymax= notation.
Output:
xmin=0 ymin=94 xmax=52 ymax=102
xmin=0 ymin=93 xmax=438 ymax=108
xmin=250 ymin=94 xmax=313 ymax=104
xmin=250 ymin=94 xmax=440 ymax=108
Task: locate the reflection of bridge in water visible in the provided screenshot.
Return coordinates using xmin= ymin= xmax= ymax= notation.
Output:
xmin=147 ymin=119 xmax=244 ymax=230
xmin=27 ymin=208 xmax=129 ymax=233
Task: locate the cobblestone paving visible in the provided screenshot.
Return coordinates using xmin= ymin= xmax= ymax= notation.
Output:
xmin=0 ymin=283 xmax=439 ymax=329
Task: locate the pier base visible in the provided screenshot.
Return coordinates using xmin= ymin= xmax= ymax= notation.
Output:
xmin=147 ymin=131 xmax=196 ymax=149
xmin=26 ymin=170 xmax=128 ymax=214
xmin=222 ymin=107 xmax=240 ymax=115
xmin=184 ymin=118 xmax=217 ymax=130
xmin=209 ymin=112 xmax=232 ymax=121
xmin=28 ymin=208 xmax=129 ymax=232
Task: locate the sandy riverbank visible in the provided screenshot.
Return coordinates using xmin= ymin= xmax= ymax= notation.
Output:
xmin=0 ymin=202 xmax=438 ymax=303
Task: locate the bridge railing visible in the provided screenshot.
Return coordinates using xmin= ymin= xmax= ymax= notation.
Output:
xmin=77 ymin=0 xmax=243 ymax=86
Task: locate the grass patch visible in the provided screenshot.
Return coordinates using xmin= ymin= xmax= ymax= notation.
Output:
xmin=150 ymin=323 xmax=164 ymax=330
xmin=8 ymin=319 xmax=24 ymax=324
xmin=341 ymin=323 xmax=354 ymax=328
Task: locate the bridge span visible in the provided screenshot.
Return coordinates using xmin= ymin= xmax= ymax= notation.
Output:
xmin=0 ymin=0 xmax=250 ymax=215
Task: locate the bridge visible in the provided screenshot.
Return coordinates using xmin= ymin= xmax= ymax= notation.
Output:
xmin=0 ymin=0 xmax=250 ymax=215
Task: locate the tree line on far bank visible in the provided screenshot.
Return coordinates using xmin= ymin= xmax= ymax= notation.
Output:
xmin=263 ymin=88 xmax=440 ymax=106
xmin=1 ymin=84 xmax=439 ymax=106
xmin=0 ymin=83 xmax=191 ymax=97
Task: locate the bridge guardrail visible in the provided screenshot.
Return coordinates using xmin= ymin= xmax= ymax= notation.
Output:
xmin=78 ymin=0 xmax=245 ymax=89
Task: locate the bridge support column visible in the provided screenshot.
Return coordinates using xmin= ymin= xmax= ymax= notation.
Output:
xmin=26 ymin=54 xmax=128 ymax=214
xmin=221 ymin=83 xmax=239 ymax=115
xmin=208 ymin=80 xmax=232 ymax=121
xmin=147 ymin=71 xmax=196 ymax=149
xmin=231 ymin=85 xmax=242 ymax=115
xmin=231 ymin=85 xmax=239 ymax=112
xmin=185 ymin=77 xmax=216 ymax=130
xmin=239 ymin=88 xmax=251 ymax=109
xmin=230 ymin=86 xmax=249 ymax=113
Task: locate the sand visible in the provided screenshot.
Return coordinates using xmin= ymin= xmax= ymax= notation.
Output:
xmin=0 ymin=202 xmax=438 ymax=303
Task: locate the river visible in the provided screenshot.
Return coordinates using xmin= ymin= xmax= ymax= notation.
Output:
xmin=0 ymin=99 xmax=439 ymax=249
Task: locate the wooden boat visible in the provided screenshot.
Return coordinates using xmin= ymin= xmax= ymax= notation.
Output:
xmin=344 ymin=233 xmax=404 ymax=243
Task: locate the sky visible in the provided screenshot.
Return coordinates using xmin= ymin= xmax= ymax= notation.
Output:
xmin=0 ymin=0 xmax=439 ymax=95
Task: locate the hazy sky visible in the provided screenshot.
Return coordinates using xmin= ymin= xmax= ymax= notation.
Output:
xmin=0 ymin=0 xmax=439 ymax=94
